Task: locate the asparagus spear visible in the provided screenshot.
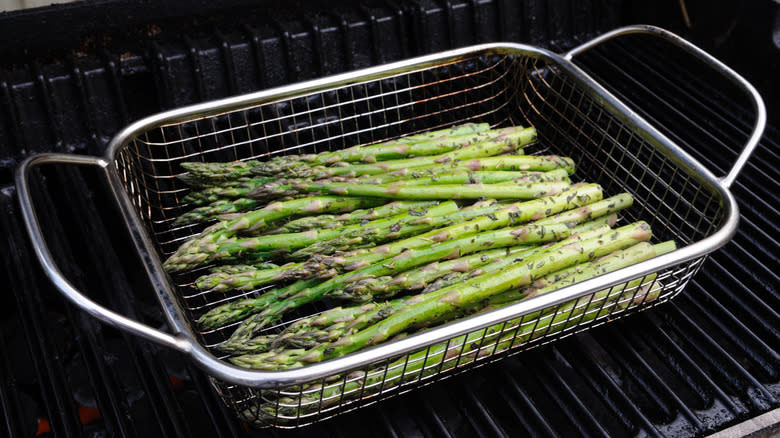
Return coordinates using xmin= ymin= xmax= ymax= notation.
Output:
xmin=178 ymin=161 xmax=261 ymax=187
xmin=239 ymin=221 xmax=652 ymax=369
xmin=249 ymin=169 xmax=571 ymax=200
xmin=174 ymin=198 xmax=262 ymax=226
xmin=164 ymin=196 xmax=384 ymax=273
xmin=181 ymin=201 xmax=459 ymax=270
xmin=382 ymin=155 xmax=576 ymax=176
xmin=253 ymin=123 xmax=493 ymax=175
xmin=298 ymin=124 xmax=500 ymax=164
xmin=207 ymin=262 xmax=279 ymax=275
xmin=262 ymin=180 xmax=572 ymax=201
xmin=197 ymin=278 xmax=323 ymax=329
xmin=251 ymin=126 xmax=538 ymax=178
xmin=245 ymin=242 xmax=673 ymax=420
xmin=270 ymin=200 xmax=437 ymax=233
xmin=182 ymin=177 xmax=276 ymax=205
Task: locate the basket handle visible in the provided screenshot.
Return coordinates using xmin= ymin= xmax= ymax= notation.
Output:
xmin=563 ymin=24 xmax=766 ymax=189
xmin=15 ymin=153 xmax=192 ymax=354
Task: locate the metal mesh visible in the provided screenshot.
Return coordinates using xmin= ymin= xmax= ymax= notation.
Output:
xmin=112 ymin=50 xmax=725 ymax=428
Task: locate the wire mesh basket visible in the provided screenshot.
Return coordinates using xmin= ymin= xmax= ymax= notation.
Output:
xmin=17 ymin=26 xmax=764 ymax=428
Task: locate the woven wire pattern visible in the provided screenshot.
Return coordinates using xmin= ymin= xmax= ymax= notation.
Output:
xmin=113 ymin=51 xmax=725 ymax=428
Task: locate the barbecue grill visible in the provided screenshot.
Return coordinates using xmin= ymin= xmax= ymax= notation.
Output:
xmin=1 ymin=1 xmax=778 ymax=436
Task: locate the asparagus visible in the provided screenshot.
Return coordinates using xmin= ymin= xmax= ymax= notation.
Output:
xmin=344 ymin=218 xmax=616 ymax=299
xmin=194 ymin=199 xmax=500 ymax=291
xmin=291 ymin=183 xmax=603 ymax=280
xmin=382 ymin=155 xmax=576 ymax=176
xmin=197 ymin=278 xmax=323 ymax=329
xmin=295 ymin=124 xmax=500 ymax=164
xmin=536 ymin=193 xmax=634 ymax=226
xmin=270 ymin=200 xmax=437 ymax=233
xmin=252 ymin=124 xmax=493 ymax=176
xmin=207 ymin=262 xmax=279 ymax=275
xmin=237 ymin=221 xmax=652 ymax=369
xmin=164 ymin=196 xmax=384 ymax=273
xmin=194 ymin=197 xmax=509 ymax=290
xmin=185 ymin=201 xmax=459 ymax=270
xmin=387 ymin=169 xmax=571 ymax=186
xmin=174 ymin=198 xmax=261 ymax=226
xmin=178 ymin=161 xmax=261 ymax=186
xmin=182 ymin=177 xmax=276 ymax=205
xmin=250 ymin=169 xmax=571 ymax=201
xmin=223 ymin=221 xmax=572 ymax=343
xmin=201 ymin=236 xmax=509 ymax=330
xmin=246 ymin=223 xmax=615 ymax=354
xmin=196 ymin=187 xmax=621 ymax=330
xmin=245 ymin=242 xmax=673 ymax=420
xmin=260 ymin=180 xmax=572 ymax=201
xmin=251 ymin=126 xmax=538 ymax=178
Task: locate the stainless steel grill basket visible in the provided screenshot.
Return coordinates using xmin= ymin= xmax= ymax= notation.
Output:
xmin=17 ymin=26 xmax=765 ymax=428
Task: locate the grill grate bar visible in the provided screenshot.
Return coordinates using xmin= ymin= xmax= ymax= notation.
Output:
xmin=541 ymin=351 xmax=612 ymax=436
xmin=567 ymin=337 xmax=665 ymax=437
xmin=661 ymin=305 xmax=778 ymax=409
xmin=681 ymin=290 xmax=778 ymax=381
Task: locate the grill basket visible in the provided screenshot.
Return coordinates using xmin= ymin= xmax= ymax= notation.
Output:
xmin=17 ymin=26 xmax=765 ymax=428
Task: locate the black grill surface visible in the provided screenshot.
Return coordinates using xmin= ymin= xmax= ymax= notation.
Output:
xmin=0 ymin=1 xmax=778 ymax=437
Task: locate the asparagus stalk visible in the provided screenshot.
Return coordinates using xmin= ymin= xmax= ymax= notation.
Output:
xmin=177 ymin=160 xmax=262 ymax=186
xmin=164 ymin=196 xmax=384 ymax=273
xmin=299 ymin=124 xmax=500 ymax=164
xmin=250 ymin=169 xmax=571 ymax=200
xmin=184 ymin=201 xmax=459 ymax=271
xmin=207 ymin=262 xmax=279 ymax=275
xmin=264 ymin=180 xmax=572 ymax=201
xmin=196 ymin=278 xmax=322 ymax=329
xmin=254 ymin=123 xmax=493 ymax=175
xmin=251 ymin=126 xmax=538 ymax=178
xmin=271 ymin=201 xmax=437 ymax=233
xmin=340 ymin=168 xmax=570 ymax=186
xmin=182 ymin=177 xmax=276 ymax=205
xmin=174 ymin=198 xmax=262 ymax=225
xmin=383 ymin=155 xmax=576 ymax=176
xmin=536 ymin=193 xmax=633 ymax=226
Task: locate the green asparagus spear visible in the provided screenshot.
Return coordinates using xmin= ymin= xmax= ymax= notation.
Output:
xmin=270 ymin=180 xmax=572 ymax=200
xmin=164 ymin=196 xmax=384 ymax=273
xmin=251 ymin=126 xmax=538 ymax=178
xmin=184 ymin=201 xmax=459 ymax=271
